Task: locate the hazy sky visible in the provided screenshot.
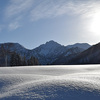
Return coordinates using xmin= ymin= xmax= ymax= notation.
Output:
xmin=0 ymin=0 xmax=100 ymax=49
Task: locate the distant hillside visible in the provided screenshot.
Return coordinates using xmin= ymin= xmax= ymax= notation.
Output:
xmin=32 ymin=40 xmax=91 ymax=64
xmin=67 ymin=43 xmax=91 ymax=50
xmin=0 ymin=43 xmax=39 ymax=66
xmin=67 ymin=42 xmax=100 ymax=64
xmin=0 ymin=41 xmax=91 ymax=66
xmin=32 ymin=40 xmax=66 ymax=64
xmin=52 ymin=47 xmax=84 ymax=65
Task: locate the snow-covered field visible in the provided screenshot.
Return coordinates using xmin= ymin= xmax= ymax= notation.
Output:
xmin=0 ymin=65 xmax=100 ymax=100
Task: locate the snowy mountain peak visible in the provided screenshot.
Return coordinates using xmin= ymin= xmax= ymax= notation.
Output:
xmin=43 ymin=40 xmax=61 ymax=48
xmin=46 ymin=40 xmax=60 ymax=45
xmin=68 ymin=42 xmax=100 ymax=64
xmin=35 ymin=40 xmax=62 ymax=52
xmin=67 ymin=43 xmax=91 ymax=50
xmin=0 ymin=42 xmax=28 ymax=53
xmin=33 ymin=40 xmax=62 ymax=56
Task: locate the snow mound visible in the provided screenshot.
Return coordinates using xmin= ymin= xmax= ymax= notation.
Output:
xmin=0 ymin=65 xmax=100 ymax=100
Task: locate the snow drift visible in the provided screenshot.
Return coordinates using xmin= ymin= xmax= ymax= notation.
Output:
xmin=0 ymin=65 xmax=100 ymax=100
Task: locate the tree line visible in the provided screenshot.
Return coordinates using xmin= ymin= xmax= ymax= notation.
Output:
xmin=10 ymin=52 xmax=39 ymax=66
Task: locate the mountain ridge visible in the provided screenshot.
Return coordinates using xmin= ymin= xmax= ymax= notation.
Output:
xmin=0 ymin=41 xmax=91 ymax=50
xmin=0 ymin=40 xmax=91 ymax=66
xmin=32 ymin=40 xmax=91 ymax=64
xmin=67 ymin=42 xmax=100 ymax=64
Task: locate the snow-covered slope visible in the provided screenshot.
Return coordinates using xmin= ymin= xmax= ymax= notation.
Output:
xmin=0 ymin=43 xmax=38 ymax=66
xmin=0 ymin=42 xmax=30 ymax=57
xmin=67 ymin=43 xmax=91 ymax=50
xmin=0 ymin=41 xmax=91 ymax=65
xmin=68 ymin=42 xmax=100 ymax=64
xmin=32 ymin=41 xmax=91 ymax=64
xmin=52 ymin=47 xmax=84 ymax=65
xmin=34 ymin=40 xmax=63 ymax=56
xmin=32 ymin=40 xmax=66 ymax=64
xmin=0 ymin=65 xmax=100 ymax=100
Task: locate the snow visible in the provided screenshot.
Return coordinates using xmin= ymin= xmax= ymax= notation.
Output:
xmin=65 ymin=52 xmax=72 ymax=56
xmin=67 ymin=43 xmax=91 ymax=50
xmin=0 ymin=65 xmax=100 ymax=100
xmin=37 ymin=41 xmax=62 ymax=56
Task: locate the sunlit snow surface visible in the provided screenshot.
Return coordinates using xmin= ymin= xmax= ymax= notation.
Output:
xmin=0 ymin=65 xmax=100 ymax=100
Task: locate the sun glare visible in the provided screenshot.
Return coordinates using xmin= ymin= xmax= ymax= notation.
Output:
xmin=89 ymin=12 xmax=100 ymax=36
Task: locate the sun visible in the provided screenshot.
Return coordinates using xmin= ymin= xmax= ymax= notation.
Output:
xmin=89 ymin=12 xmax=100 ymax=36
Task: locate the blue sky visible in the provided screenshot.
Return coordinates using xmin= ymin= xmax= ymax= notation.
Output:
xmin=0 ymin=0 xmax=100 ymax=49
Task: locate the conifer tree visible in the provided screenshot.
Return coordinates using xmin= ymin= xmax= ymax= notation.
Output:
xmin=16 ymin=53 xmax=22 ymax=66
xmin=10 ymin=52 xmax=22 ymax=66
xmin=27 ymin=56 xmax=39 ymax=65
xmin=22 ymin=55 xmax=27 ymax=66
xmin=10 ymin=52 xmax=17 ymax=66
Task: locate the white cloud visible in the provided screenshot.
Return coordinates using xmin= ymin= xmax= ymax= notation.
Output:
xmin=5 ymin=0 xmax=34 ymax=31
xmin=30 ymin=0 xmax=70 ymax=21
xmin=5 ymin=0 xmax=100 ymax=21
xmin=8 ymin=22 xmax=21 ymax=30
xmin=30 ymin=0 xmax=100 ymax=21
xmin=5 ymin=0 xmax=34 ymax=18
xmin=4 ymin=0 xmax=100 ymax=30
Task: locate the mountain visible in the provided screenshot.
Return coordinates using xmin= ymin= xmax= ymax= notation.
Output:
xmin=52 ymin=43 xmax=91 ymax=65
xmin=32 ymin=40 xmax=66 ymax=64
xmin=66 ymin=43 xmax=91 ymax=50
xmin=0 ymin=41 xmax=91 ymax=66
xmin=32 ymin=40 xmax=91 ymax=64
xmin=0 ymin=42 xmax=31 ymax=58
xmin=0 ymin=43 xmax=39 ymax=66
xmin=52 ymin=47 xmax=84 ymax=65
xmin=67 ymin=42 xmax=100 ymax=64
